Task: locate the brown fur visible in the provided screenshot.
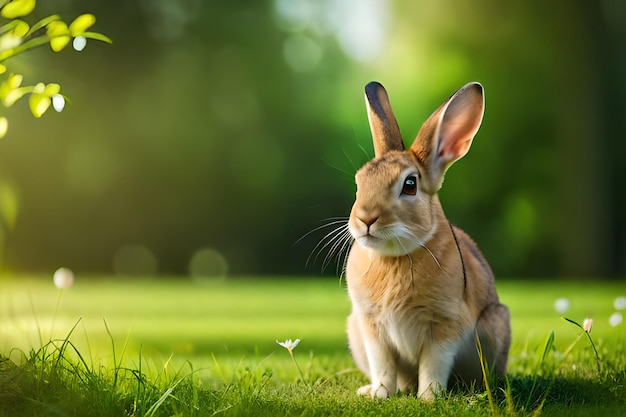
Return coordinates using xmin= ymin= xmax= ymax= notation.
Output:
xmin=346 ymin=82 xmax=511 ymax=400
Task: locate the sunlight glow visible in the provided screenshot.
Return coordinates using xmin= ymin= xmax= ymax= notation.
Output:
xmin=332 ymin=0 xmax=389 ymax=62
xmin=274 ymin=0 xmax=390 ymax=65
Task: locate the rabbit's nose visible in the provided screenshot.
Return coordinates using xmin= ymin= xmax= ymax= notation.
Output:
xmin=358 ymin=215 xmax=379 ymax=229
xmin=354 ymin=207 xmax=380 ymax=231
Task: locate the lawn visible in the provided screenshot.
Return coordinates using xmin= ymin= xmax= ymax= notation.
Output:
xmin=0 ymin=276 xmax=625 ymax=416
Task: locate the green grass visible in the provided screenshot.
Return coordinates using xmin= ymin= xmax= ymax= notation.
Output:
xmin=0 ymin=276 xmax=625 ymax=416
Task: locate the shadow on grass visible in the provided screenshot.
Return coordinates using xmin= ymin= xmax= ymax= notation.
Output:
xmin=498 ymin=372 xmax=626 ymax=416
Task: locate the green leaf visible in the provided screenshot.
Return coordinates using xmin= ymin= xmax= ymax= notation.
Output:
xmin=562 ymin=316 xmax=583 ymax=330
xmin=43 ymin=82 xmax=60 ymax=96
xmin=1 ymin=0 xmax=36 ymax=19
xmin=29 ymin=92 xmax=50 ymax=118
xmin=27 ymin=14 xmax=61 ymax=36
xmin=2 ymin=86 xmax=28 ymax=106
xmin=0 ymin=19 xmax=28 ymax=36
xmin=540 ymin=330 xmax=555 ymax=365
xmin=32 ymin=82 xmax=44 ymax=94
xmin=13 ymin=20 xmax=28 ymax=36
xmin=4 ymin=34 xmax=50 ymax=58
xmin=8 ymin=73 xmax=22 ymax=88
xmin=0 ymin=22 xmax=14 ymax=36
xmin=69 ymin=13 xmax=95 ymax=35
xmin=81 ymin=31 xmax=113 ymax=44
xmin=46 ymin=20 xmax=69 ymax=36
xmin=0 ymin=64 xmax=5 ymax=74
xmin=46 ymin=20 xmax=70 ymax=52
xmin=0 ymin=74 xmax=28 ymax=106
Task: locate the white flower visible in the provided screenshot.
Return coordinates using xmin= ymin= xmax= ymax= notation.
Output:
xmin=53 ymin=267 xmax=74 ymax=289
xmin=52 ymin=94 xmax=65 ymax=112
xmin=276 ymin=338 xmax=300 ymax=353
xmin=583 ymin=318 xmax=593 ymax=333
xmin=609 ymin=312 xmax=623 ymax=327
xmin=73 ymin=36 xmax=87 ymax=52
xmin=554 ymin=298 xmax=570 ymax=314
xmin=614 ymin=296 xmax=626 ymax=310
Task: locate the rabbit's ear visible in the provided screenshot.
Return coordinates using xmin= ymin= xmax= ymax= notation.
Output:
xmin=365 ymin=82 xmax=404 ymax=157
xmin=410 ymin=82 xmax=484 ymax=193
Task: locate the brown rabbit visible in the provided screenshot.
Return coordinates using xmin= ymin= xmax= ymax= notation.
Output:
xmin=346 ymin=81 xmax=510 ymax=400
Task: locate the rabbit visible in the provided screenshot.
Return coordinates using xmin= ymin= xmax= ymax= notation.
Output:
xmin=345 ymin=81 xmax=511 ymax=400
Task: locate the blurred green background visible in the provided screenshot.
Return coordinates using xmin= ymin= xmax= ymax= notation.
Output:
xmin=0 ymin=0 xmax=625 ymax=279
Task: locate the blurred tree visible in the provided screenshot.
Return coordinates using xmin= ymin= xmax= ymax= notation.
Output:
xmin=0 ymin=0 xmax=624 ymax=279
xmin=353 ymin=0 xmax=626 ymax=278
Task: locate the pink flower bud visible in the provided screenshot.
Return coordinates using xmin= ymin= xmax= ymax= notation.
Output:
xmin=583 ymin=318 xmax=593 ymax=333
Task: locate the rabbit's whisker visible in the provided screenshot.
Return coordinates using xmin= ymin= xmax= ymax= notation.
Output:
xmin=322 ymin=227 xmax=352 ymax=272
xmin=335 ymin=230 xmax=354 ymax=279
xmin=307 ymin=223 xmax=349 ymax=268
xmin=393 ymin=226 xmax=443 ymax=273
xmin=338 ymin=234 xmax=354 ymax=283
xmin=406 ymin=252 xmax=415 ymax=289
xmin=369 ymin=229 xmax=413 ymax=278
xmin=295 ymin=218 xmax=349 ymax=246
xmin=391 ymin=234 xmax=416 ymax=289
xmin=411 ymin=222 xmax=433 ymax=233
xmin=420 ymin=242 xmax=444 ymax=272
xmin=301 ymin=217 xmax=356 ymax=276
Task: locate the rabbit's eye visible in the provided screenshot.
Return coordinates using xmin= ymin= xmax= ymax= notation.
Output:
xmin=401 ymin=175 xmax=418 ymax=196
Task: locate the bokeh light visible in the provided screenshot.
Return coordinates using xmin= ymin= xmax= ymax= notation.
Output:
xmin=188 ymin=247 xmax=229 ymax=281
xmin=609 ymin=312 xmax=623 ymax=327
xmin=53 ymin=267 xmax=74 ymax=289
xmin=113 ymin=244 xmax=158 ymax=277
xmin=283 ymin=34 xmax=322 ymax=73
xmin=554 ymin=298 xmax=570 ymax=315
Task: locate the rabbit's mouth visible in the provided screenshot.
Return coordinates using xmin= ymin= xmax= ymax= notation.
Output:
xmin=356 ymin=233 xmax=384 ymax=248
xmin=350 ymin=220 xmax=435 ymax=257
xmin=355 ymin=232 xmax=418 ymax=257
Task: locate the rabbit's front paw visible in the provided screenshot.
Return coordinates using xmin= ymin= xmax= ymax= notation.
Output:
xmin=418 ymin=388 xmax=436 ymax=401
xmin=357 ymin=383 xmax=390 ymax=398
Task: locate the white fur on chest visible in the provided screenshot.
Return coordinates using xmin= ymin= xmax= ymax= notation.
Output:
xmin=383 ymin=308 xmax=431 ymax=365
xmin=349 ymin=277 xmax=466 ymax=364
